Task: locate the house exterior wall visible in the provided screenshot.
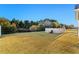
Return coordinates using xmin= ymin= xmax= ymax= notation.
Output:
xmin=45 ymin=28 xmax=66 ymax=33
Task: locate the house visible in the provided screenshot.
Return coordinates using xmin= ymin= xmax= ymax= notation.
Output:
xmin=45 ymin=26 xmax=66 ymax=33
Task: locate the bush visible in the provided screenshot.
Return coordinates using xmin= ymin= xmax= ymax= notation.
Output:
xmin=17 ymin=28 xmax=31 ymax=32
xmin=29 ymin=25 xmax=38 ymax=31
xmin=29 ymin=25 xmax=45 ymax=32
xmin=37 ymin=25 xmax=45 ymax=31
xmin=0 ymin=17 xmax=17 ymax=34
xmin=2 ymin=26 xmax=16 ymax=34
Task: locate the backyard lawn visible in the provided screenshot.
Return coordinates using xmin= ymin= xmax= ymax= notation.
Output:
xmin=0 ymin=30 xmax=78 ymax=54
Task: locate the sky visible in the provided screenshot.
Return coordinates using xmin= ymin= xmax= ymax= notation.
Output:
xmin=0 ymin=4 xmax=77 ymax=26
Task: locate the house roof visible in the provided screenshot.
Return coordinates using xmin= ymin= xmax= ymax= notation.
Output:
xmin=75 ymin=4 xmax=79 ymax=9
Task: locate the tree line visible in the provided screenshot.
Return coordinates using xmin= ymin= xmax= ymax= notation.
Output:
xmin=0 ymin=17 xmax=75 ymax=34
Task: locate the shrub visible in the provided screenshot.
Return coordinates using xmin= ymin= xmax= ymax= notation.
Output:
xmin=0 ymin=18 xmax=17 ymax=34
xmin=29 ymin=25 xmax=45 ymax=31
xmin=37 ymin=25 xmax=45 ymax=31
xmin=2 ymin=26 xmax=16 ymax=34
xmin=29 ymin=25 xmax=38 ymax=31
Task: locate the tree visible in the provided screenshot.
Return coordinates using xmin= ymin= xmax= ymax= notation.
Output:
xmin=0 ymin=17 xmax=10 ymax=27
xmin=68 ymin=24 xmax=74 ymax=29
xmin=11 ymin=23 xmax=16 ymax=27
xmin=24 ymin=20 xmax=30 ymax=29
xmin=11 ymin=18 xmax=20 ymax=28
xmin=39 ymin=18 xmax=52 ymax=28
xmin=30 ymin=21 xmax=38 ymax=25
xmin=37 ymin=25 xmax=45 ymax=31
xmin=18 ymin=21 xmax=24 ymax=28
xmin=29 ymin=25 xmax=38 ymax=31
xmin=52 ymin=22 xmax=60 ymax=28
xmin=0 ymin=17 xmax=16 ymax=34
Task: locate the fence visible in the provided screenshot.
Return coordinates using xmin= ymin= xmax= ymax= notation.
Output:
xmin=45 ymin=28 xmax=66 ymax=33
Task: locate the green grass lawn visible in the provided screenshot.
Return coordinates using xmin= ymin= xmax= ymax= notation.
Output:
xmin=0 ymin=30 xmax=78 ymax=54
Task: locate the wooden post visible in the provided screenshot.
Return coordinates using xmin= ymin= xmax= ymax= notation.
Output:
xmin=78 ymin=21 xmax=79 ymax=37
